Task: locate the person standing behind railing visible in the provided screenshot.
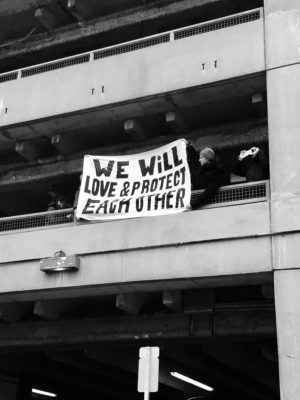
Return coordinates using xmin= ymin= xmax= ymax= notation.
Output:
xmin=186 ymin=142 xmax=200 ymax=190
xmin=233 ymin=147 xmax=269 ymax=182
xmin=45 ymin=194 xmax=71 ymax=225
xmin=190 ymin=147 xmax=228 ymax=209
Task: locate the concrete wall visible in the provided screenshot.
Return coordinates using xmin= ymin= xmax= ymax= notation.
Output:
xmin=267 ymin=65 xmax=300 ymax=234
xmin=275 ymin=270 xmax=300 ymax=400
xmin=0 ymin=11 xmax=264 ymax=126
xmin=265 ymin=0 xmax=300 ymax=266
xmin=265 ymin=0 xmax=300 ymax=399
xmin=0 ymin=202 xmax=271 ymax=300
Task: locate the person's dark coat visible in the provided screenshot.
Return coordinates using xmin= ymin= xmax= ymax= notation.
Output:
xmin=191 ymin=160 xmax=227 ymax=209
xmin=234 ymin=150 xmax=269 ymax=182
xmin=186 ymin=143 xmax=200 ymax=189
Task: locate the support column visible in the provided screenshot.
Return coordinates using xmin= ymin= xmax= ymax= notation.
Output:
xmin=265 ymin=1 xmax=300 ymax=399
xmin=274 ymin=270 xmax=300 ymax=400
xmin=265 ymin=0 xmax=300 ymax=233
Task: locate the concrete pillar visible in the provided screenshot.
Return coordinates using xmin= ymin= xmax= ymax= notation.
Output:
xmin=165 ymin=111 xmax=188 ymax=135
xmin=274 ymin=270 xmax=300 ymax=399
xmin=265 ymin=1 xmax=300 ymax=399
xmin=265 ymin=0 xmax=300 ymax=233
xmin=124 ymin=119 xmax=149 ymax=141
xmin=15 ymin=140 xmax=43 ymax=161
xmin=35 ymin=7 xmax=61 ymax=30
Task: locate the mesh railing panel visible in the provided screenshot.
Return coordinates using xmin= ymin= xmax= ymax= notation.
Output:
xmin=0 ymin=182 xmax=267 ymax=233
xmin=93 ymin=34 xmax=170 ymax=60
xmin=192 ymin=182 xmax=267 ymax=205
xmin=0 ymin=209 xmax=74 ymax=233
xmin=174 ymin=10 xmax=261 ymax=40
xmin=0 ymin=72 xmax=18 ymax=84
xmin=21 ymin=54 xmax=90 ymax=78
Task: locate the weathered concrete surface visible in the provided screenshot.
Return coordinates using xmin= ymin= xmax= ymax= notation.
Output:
xmin=0 ymin=202 xmax=271 ymax=299
xmin=265 ymin=2 xmax=300 ymax=399
xmin=267 ymin=64 xmax=300 ymax=233
xmin=0 ymin=202 xmax=271 ymax=264
xmin=0 ymin=236 xmax=271 ymax=300
xmin=0 ymin=0 xmax=53 ymax=15
xmin=272 ymin=233 xmax=300 ymax=270
xmin=274 ymin=269 xmax=300 ymax=400
xmin=265 ymin=0 xmax=300 ymax=235
xmin=264 ymin=0 xmax=300 ymax=69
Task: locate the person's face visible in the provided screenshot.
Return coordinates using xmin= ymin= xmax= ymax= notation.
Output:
xmin=199 ymin=155 xmax=209 ymax=166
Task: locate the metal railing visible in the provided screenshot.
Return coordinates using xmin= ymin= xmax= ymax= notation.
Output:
xmin=21 ymin=54 xmax=91 ymax=78
xmin=195 ymin=180 xmax=269 ymax=208
xmin=0 ymin=8 xmax=262 ymax=83
xmin=0 ymin=181 xmax=269 ymax=234
xmin=0 ymin=208 xmax=74 ymax=233
xmin=174 ymin=9 xmax=260 ymax=40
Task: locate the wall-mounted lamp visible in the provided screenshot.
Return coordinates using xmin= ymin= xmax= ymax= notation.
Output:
xmin=40 ymin=251 xmax=80 ymax=273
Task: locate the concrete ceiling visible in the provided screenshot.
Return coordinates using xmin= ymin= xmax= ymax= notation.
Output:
xmin=0 ymin=0 xmax=151 ymax=40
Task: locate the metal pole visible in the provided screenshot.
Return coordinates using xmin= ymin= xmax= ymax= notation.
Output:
xmin=144 ymin=347 xmax=151 ymax=400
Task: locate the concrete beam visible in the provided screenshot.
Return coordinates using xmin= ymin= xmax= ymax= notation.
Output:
xmin=124 ymin=119 xmax=149 ymax=141
xmin=252 ymin=93 xmax=267 ymax=117
xmin=67 ymin=0 xmax=91 ymax=22
xmin=15 ymin=140 xmax=43 ymax=161
xmin=116 ymin=293 xmax=145 ymax=314
xmin=33 ymin=300 xmax=63 ymax=320
xmin=51 ymin=133 xmax=82 ymax=154
xmin=0 ymin=303 xmax=26 ymax=323
xmin=165 ymin=111 xmax=189 ymax=135
xmin=212 ymin=307 xmax=275 ymax=338
xmin=163 ymin=290 xmax=182 ymax=311
xmin=0 ymin=309 xmax=275 ymax=352
xmin=35 ymin=7 xmax=62 ymax=30
xmin=184 ymin=288 xmax=214 ymax=313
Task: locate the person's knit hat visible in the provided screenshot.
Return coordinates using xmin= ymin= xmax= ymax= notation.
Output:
xmin=199 ymin=147 xmax=215 ymax=161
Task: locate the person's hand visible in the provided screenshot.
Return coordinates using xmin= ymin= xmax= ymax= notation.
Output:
xmin=238 ymin=150 xmax=247 ymax=161
xmin=250 ymin=147 xmax=259 ymax=157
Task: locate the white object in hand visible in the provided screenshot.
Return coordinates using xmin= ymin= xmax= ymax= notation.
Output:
xmin=238 ymin=147 xmax=259 ymax=160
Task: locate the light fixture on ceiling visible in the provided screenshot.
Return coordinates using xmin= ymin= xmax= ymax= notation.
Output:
xmin=40 ymin=251 xmax=80 ymax=273
xmin=32 ymin=388 xmax=57 ymax=397
xmin=170 ymin=371 xmax=214 ymax=392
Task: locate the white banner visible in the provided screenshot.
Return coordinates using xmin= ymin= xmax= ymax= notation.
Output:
xmin=76 ymin=139 xmax=191 ymax=221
